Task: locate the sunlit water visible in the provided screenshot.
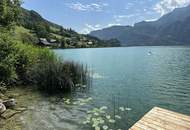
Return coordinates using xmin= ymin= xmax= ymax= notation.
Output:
xmin=55 ymin=47 xmax=190 ymax=128
xmin=3 ymin=46 xmax=190 ymax=130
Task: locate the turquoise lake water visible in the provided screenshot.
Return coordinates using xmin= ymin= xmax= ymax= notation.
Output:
xmin=55 ymin=46 xmax=190 ymax=129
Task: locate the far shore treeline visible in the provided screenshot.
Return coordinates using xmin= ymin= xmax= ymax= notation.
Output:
xmin=0 ymin=0 xmax=89 ymax=94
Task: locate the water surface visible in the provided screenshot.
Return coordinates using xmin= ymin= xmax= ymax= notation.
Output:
xmin=3 ymin=46 xmax=190 ymax=130
xmin=55 ymin=46 xmax=190 ymax=128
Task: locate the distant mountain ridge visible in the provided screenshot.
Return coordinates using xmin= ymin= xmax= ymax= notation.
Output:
xmin=90 ymin=5 xmax=190 ymax=46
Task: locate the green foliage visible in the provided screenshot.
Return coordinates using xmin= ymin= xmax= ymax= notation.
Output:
xmin=18 ymin=8 xmax=59 ymax=39
xmin=0 ymin=0 xmax=89 ymax=94
xmin=60 ymin=38 xmax=66 ymax=48
xmin=0 ymin=32 xmax=56 ymax=85
xmin=0 ymin=34 xmax=18 ymax=84
xmin=13 ymin=26 xmax=38 ymax=44
xmin=0 ymin=30 xmax=88 ymax=93
xmin=0 ymin=0 xmax=21 ymax=27
xmin=34 ymin=22 xmax=50 ymax=38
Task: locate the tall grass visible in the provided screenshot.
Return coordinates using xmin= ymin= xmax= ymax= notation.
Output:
xmin=27 ymin=59 xmax=88 ymax=93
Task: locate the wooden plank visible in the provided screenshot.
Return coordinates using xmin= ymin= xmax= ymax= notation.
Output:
xmin=149 ymin=110 xmax=190 ymax=127
xmin=153 ymin=107 xmax=190 ymax=122
xmin=130 ymin=125 xmax=143 ymax=130
xmin=129 ymin=107 xmax=190 ymax=130
xmin=144 ymin=112 xmax=190 ymax=130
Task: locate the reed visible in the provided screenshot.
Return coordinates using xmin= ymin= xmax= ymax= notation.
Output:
xmin=27 ymin=59 xmax=89 ymax=94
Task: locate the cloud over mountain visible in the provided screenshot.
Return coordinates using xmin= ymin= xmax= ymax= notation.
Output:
xmin=68 ymin=2 xmax=108 ymax=12
xmin=154 ymin=0 xmax=190 ymax=15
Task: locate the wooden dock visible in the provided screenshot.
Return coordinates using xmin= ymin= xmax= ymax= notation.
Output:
xmin=129 ymin=107 xmax=190 ymax=130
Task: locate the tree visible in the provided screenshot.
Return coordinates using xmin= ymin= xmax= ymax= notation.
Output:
xmin=34 ymin=22 xmax=50 ymax=38
xmin=60 ymin=26 xmax=64 ymax=33
xmin=60 ymin=38 xmax=66 ymax=48
xmin=0 ymin=0 xmax=21 ymax=27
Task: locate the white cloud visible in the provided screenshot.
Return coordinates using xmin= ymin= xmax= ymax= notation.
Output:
xmin=80 ymin=23 xmax=121 ymax=34
xmin=107 ymin=23 xmax=121 ymax=27
xmin=125 ymin=2 xmax=135 ymax=10
xmin=68 ymin=2 xmax=108 ymax=12
xmin=145 ymin=18 xmax=158 ymax=22
xmin=154 ymin=0 xmax=190 ymax=16
xmin=81 ymin=24 xmax=102 ymax=34
xmin=113 ymin=14 xmax=139 ymax=22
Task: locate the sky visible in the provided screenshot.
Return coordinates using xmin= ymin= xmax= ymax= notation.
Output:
xmin=22 ymin=0 xmax=190 ymax=34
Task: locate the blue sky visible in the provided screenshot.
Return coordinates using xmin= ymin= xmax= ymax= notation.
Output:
xmin=22 ymin=0 xmax=190 ymax=34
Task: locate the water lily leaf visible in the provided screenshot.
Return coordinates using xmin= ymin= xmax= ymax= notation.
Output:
xmin=95 ymin=126 xmax=100 ymax=130
xmin=94 ymin=112 xmax=99 ymax=116
xmin=109 ymin=119 xmax=115 ymax=123
xmin=100 ymin=106 xmax=108 ymax=110
xmin=125 ymin=107 xmax=132 ymax=111
xmin=92 ymin=122 xmax=99 ymax=127
xmin=119 ymin=107 xmax=125 ymax=111
xmin=106 ymin=115 xmax=111 ymax=119
xmin=82 ymin=121 xmax=88 ymax=125
xmin=92 ymin=118 xmax=96 ymax=122
xmin=115 ymin=115 xmax=121 ymax=119
xmin=82 ymin=85 xmax=87 ymax=88
xmin=87 ymin=97 xmax=93 ymax=100
xmin=65 ymin=99 xmax=71 ymax=104
xmin=99 ymin=119 xmax=105 ymax=124
xmin=103 ymin=125 xmax=108 ymax=130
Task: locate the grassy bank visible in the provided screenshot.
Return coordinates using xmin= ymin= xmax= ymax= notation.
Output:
xmin=0 ymin=31 xmax=88 ymax=94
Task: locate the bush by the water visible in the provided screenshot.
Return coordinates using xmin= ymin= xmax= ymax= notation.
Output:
xmin=0 ymin=32 xmax=55 ymax=85
xmin=0 ymin=33 xmax=88 ymax=93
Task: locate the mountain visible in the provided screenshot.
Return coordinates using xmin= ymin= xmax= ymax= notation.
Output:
xmin=14 ymin=8 xmax=120 ymax=48
xmin=90 ymin=5 xmax=190 ymax=46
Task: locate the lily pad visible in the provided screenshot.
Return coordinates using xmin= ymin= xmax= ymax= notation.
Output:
xmin=115 ymin=115 xmax=121 ymax=119
xmin=119 ymin=107 xmax=125 ymax=111
xmin=103 ymin=125 xmax=108 ymax=130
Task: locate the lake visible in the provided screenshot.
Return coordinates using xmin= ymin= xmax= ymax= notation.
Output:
xmin=4 ymin=46 xmax=190 ymax=130
xmin=55 ymin=46 xmax=190 ymax=129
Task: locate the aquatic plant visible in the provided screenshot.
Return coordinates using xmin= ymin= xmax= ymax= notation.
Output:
xmin=83 ymin=105 xmax=132 ymax=130
xmin=58 ymin=96 xmax=132 ymax=130
xmin=27 ymin=59 xmax=89 ymax=93
xmin=63 ymin=97 xmax=93 ymax=106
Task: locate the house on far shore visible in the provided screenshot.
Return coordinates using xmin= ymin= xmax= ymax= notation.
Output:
xmin=39 ymin=38 xmax=57 ymax=46
xmin=49 ymin=39 xmax=57 ymax=43
xmin=87 ymin=41 xmax=93 ymax=45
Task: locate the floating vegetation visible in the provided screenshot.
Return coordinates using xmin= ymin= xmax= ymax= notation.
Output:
xmin=63 ymin=97 xmax=93 ymax=106
xmin=62 ymin=95 xmax=132 ymax=130
xmin=119 ymin=107 xmax=125 ymax=112
xmin=82 ymin=105 xmax=132 ymax=130
xmin=125 ymin=107 xmax=132 ymax=111
xmin=64 ymin=99 xmax=71 ymax=105
xmin=115 ymin=115 xmax=121 ymax=119
xmin=91 ymin=72 xmax=104 ymax=79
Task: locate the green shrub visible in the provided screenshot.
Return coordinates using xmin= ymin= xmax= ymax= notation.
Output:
xmin=0 ymin=33 xmax=56 ymax=85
